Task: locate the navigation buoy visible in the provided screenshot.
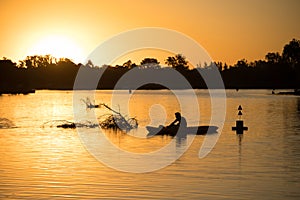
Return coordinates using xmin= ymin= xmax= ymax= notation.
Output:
xmin=232 ymin=105 xmax=248 ymax=134
xmin=238 ymin=105 xmax=242 ymax=110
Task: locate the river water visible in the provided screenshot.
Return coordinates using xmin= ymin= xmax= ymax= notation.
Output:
xmin=0 ymin=90 xmax=299 ymax=199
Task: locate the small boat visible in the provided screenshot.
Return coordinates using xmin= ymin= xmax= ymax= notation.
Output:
xmin=146 ymin=125 xmax=218 ymax=137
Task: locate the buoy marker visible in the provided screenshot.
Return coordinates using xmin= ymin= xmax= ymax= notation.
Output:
xmin=232 ymin=105 xmax=248 ymax=134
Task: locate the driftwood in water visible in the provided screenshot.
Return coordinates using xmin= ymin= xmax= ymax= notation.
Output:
xmin=41 ymin=103 xmax=138 ymax=130
xmin=42 ymin=120 xmax=98 ymax=129
xmin=81 ymin=97 xmax=99 ymax=108
xmin=98 ymin=103 xmax=138 ymax=131
xmin=0 ymin=118 xmax=16 ymax=129
xmin=57 ymin=123 xmax=76 ymax=128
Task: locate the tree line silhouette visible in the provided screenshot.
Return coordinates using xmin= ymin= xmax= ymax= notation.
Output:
xmin=0 ymin=38 xmax=299 ymax=93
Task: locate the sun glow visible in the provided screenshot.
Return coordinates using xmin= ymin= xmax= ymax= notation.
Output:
xmin=28 ymin=35 xmax=84 ymax=63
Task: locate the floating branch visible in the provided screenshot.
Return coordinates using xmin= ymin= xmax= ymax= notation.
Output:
xmin=98 ymin=103 xmax=138 ymax=131
xmin=40 ymin=103 xmax=138 ymax=131
xmin=81 ymin=97 xmax=99 ymax=108
xmin=0 ymin=118 xmax=16 ymax=129
xmin=42 ymin=120 xmax=98 ymax=129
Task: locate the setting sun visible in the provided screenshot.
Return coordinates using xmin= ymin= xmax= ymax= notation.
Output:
xmin=28 ymin=35 xmax=84 ymax=63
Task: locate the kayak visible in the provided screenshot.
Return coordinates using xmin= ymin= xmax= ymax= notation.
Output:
xmin=146 ymin=125 xmax=218 ymax=137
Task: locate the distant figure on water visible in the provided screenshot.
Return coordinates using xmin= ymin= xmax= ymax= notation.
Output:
xmin=168 ymin=112 xmax=187 ymax=128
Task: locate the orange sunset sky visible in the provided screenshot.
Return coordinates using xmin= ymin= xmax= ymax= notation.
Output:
xmin=0 ymin=0 xmax=299 ymax=66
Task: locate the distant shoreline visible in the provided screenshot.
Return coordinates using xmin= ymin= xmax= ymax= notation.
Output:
xmin=1 ymin=88 xmax=299 ymax=95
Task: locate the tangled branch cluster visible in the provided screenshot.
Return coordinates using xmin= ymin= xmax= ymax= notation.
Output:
xmin=99 ymin=114 xmax=138 ymax=131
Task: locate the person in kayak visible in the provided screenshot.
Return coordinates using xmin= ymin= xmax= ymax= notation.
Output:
xmin=168 ymin=112 xmax=187 ymax=128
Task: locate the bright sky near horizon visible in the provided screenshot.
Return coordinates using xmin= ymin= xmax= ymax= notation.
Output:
xmin=0 ymin=0 xmax=299 ymax=66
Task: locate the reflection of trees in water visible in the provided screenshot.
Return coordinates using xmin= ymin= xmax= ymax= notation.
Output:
xmin=282 ymin=98 xmax=300 ymax=185
xmin=282 ymin=98 xmax=300 ymax=129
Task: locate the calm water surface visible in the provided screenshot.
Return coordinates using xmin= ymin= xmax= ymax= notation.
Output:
xmin=0 ymin=90 xmax=300 ymax=199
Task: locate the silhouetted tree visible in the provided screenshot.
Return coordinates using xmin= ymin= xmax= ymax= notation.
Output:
xmin=140 ymin=58 xmax=159 ymax=65
xmin=215 ymin=62 xmax=223 ymax=71
xmin=1 ymin=38 xmax=300 ymax=92
xmin=122 ymin=60 xmax=136 ymax=69
xmin=265 ymin=52 xmax=281 ymax=63
xmin=23 ymin=55 xmax=57 ymax=68
xmin=0 ymin=58 xmax=23 ymax=92
xmin=236 ymin=59 xmax=249 ymax=68
xmin=282 ymin=38 xmax=300 ymax=65
xmin=85 ymin=59 xmax=95 ymax=68
xmin=224 ymin=63 xmax=229 ymax=70
xmin=140 ymin=58 xmax=160 ymax=69
xmin=58 ymin=57 xmax=73 ymax=63
xmin=282 ymin=39 xmax=300 ymax=92
xmin=165 ymin=54 xmax=188 ymax=71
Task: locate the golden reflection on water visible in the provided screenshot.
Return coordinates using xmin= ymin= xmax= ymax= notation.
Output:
xmin=103 ymin=129 xmax=174 ymax=153
xmin=0 ymin=90 xmax=300 ymax=199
